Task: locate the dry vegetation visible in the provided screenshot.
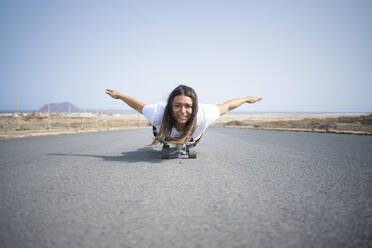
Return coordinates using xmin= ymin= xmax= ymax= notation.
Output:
xmin=212 ymin=113 xmax=372 ymax=135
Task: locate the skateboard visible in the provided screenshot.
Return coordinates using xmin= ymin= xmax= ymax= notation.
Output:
xmin=161 ymin=142 xmax=197 ymax=159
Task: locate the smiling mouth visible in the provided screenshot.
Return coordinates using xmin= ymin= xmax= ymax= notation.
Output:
xmin=178 ymin=116 xmax=188 ymax=120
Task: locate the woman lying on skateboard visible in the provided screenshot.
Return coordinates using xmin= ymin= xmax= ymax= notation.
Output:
xmin=106 ymin=85 xmax=262 ymax=145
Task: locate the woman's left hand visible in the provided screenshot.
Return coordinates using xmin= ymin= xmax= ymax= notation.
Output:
xmin=246 ymin=97 xmax=263 ymax=103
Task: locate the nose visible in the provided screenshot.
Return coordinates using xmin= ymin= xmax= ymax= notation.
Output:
xmin=180 ymin=106 xmax=187 ymax=113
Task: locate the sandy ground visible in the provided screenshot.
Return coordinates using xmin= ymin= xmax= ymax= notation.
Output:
xmin=216 ymin=113 xmax=368 ymax=123
xmin=0 ymin=113 xmax=370 ymax=140
xmin=0 ymin=127 xmax=151 ymax=140
xmin=214 ymin=113 xmax=372 ymax=135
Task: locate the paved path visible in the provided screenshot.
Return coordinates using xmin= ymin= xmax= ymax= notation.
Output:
xmin=1 ymin=128 xmax=371 ymax=248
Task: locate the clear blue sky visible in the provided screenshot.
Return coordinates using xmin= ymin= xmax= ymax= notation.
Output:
xmin=1 ymin=0 xmax=371 ymax=112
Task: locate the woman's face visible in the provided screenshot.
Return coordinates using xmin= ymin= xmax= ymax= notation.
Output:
xmin=172 ymin=95 xmax=193 ymax=126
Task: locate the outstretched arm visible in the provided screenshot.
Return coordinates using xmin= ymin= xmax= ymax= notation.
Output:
xmin=217 ymin=97 xmax=262 ymax=116
xmin=105 ymin=89 xmax=146 ymax=114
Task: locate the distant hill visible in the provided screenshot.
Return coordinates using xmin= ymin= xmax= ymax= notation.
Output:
xmin=38 ymin=102 xmax=82 ymax=113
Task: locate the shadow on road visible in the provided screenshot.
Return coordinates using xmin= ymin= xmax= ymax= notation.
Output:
xmin=49 ymin=147 xmax=162 ymax=163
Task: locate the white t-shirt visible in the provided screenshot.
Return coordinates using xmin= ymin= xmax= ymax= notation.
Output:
xmin=142 ymin=102 xmax=220 ymax=141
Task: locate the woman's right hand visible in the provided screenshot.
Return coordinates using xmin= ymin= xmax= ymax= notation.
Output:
xmin=105 ymin=89 xmax=121 ymax=99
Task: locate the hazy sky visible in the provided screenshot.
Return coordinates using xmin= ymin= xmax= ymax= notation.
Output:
xmin=1 ymin=0 xmax=371 ymax=112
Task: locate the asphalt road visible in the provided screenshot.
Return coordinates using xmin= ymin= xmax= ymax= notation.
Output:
xmin=1 ymin=128 xmax=371 ymax=248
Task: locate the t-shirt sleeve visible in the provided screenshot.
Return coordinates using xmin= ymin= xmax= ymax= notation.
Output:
xmin=142 ymin=102 xmax=166 ymax=126
xmin=199 ymin=104 xmax=220 ymax=127
xmin=192 ymin=104 xmax=220 ymax=140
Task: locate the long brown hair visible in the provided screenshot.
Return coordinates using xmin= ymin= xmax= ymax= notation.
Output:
xmin=152 ymin=85 xmax=198 ymax=145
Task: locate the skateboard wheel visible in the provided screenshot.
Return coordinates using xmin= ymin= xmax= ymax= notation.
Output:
xmin=188 ymin=148 xmax=197 ymax=159
xmin=161 ymin=146 xmax=170 ymax=159
xmin=162 ymin=149 xmax=170 ymax=159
